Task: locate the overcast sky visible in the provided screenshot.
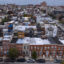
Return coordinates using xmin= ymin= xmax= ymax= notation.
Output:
xmin=0 ymin=0 xmax=64 ymax=6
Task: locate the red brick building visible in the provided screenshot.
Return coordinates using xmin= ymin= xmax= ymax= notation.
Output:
xmin=0 ymin=37 xmax=64 ymax=59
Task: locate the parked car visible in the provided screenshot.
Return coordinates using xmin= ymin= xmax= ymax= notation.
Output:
xmin=26 ymin=59 xmax=35 ymax=63
xmin=4 ymin=58 xmax=15 ymax=62
xmin=36 ymin=59 xmax=45 ymax=63
xmin=54 ymin=59 xmax=62 ymax=63
xmin=0 ymin=58 xmax=3 ymax=62
xmin=17 ymin=58 xmax=26 ymax=62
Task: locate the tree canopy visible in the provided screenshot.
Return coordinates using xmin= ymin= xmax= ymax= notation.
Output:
xmin=32 ymin=51 xmax=37 ymax=60
xmin=1 ymin=17 xmax=8 ymax=25
xmin=8 ymin=48 xmax=19 ymax=60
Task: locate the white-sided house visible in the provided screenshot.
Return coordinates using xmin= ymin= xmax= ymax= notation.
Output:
xmin=45 ymin=24 xmax=57 ymax=37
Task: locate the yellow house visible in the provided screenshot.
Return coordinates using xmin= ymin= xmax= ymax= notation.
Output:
xmin=18 ymin=31 xmax=24 ymax=38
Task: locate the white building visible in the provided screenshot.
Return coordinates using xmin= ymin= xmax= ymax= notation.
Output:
xmin=45 ymin=24 xmax=57 ymax=37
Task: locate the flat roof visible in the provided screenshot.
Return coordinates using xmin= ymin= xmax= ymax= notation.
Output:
xmin=4 ymin=35 xmax=12 ymax=38
xmin=45 ymin=24 xmax=57 ymax=37
xmin=16 ymin=37 xmax=30 ymax=44
xmin=59 ymin=39 xmax=64 ymax=44
xmin=16 ymin=37 xmax=51 ymax=45
xmin=3 ymin=35 xmax=12 ymax=41
xmin=14 ymin=25 xmax=36 ymax=31
xmin=30 ymin=38 xmax=50 ymax=45
xmin=8 ymin=21 xmax=15 ymax=23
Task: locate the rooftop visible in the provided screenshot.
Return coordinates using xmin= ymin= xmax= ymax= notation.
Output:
xmin=11 ymin=38 xmax=18 ymax=43
xmin=14 ymin=25 xmax=36 ymax=31
xmin=16 ymin=37 xmax=51 ymax=45
xmin=3 ymin=35 xmax=12 ymax=41
xmin=59 ymin=39 xmax=64 ymax=44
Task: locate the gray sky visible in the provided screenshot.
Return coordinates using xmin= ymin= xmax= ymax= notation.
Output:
xmin=0 ymin=0 xmax=64 ymax=6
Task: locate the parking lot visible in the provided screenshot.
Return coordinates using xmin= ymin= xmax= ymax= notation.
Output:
xmin=0 ymin=61 xmax=60 ymax=64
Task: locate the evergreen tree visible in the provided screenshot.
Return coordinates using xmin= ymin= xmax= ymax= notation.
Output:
xmin=32 ymin=51 xmax=37 ymax=60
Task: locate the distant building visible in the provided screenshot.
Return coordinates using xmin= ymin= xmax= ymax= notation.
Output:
xmin=41 ymin=1 xmax=47 ymax=7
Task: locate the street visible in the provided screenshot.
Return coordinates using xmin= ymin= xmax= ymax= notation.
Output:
xmin=0 ymin=61 xmax=60 ymax=64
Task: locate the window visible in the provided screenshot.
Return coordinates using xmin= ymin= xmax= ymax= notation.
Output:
xmin=54 ymin=46 xmax=57 ymax=50
xmin=7 ymin=51 xmax=9 ymax=55
xmin=59 ymin=51 xmax=62 ymax=56
xmin=41 ymin=47 xmax=43 ymax=50
xmin=26 ymin=51 xmax=28 ymax=55
xmin=53 ymin=51 xmax=56 ymax=56
xmin=61 ymin=48 xmax=63 ymax=50
xmin=4 ymin=51 xmax=7 ymax=55
xmin=27 ymin=46 xmax=29 ymax=49
xmin=46 ymin=51 xmax=49 ymax=56
xmin=55 ymin=46 xmax=57 ymax=48
xmin=51 ymin=46 xmax=54 ymax=49
xmin=1 ymin=48 xmax=2 ymax=50
xmin=58 ymin=47 xmax=60 ymax=50
xmin=24 ymin=46 xmax=26 ymax=49
xmin=43 ymin=51 xmax=44 ymax=54
xmin=31 ymin=46 xmax=33 ymax=50
xmin=37 ymin=47 xmax=39 ymax=50
xmin=34 ymin=46 xmax=36 ymax=49
xmin=40 ymin=51 xmax=42 ymax=56
xmin=47 ymin=47 xmax=50 ymax=49
xmin=45 ymin=47 xmax=47 ymax=50
xmin=1 ymin=51 xmax=3 ymax=56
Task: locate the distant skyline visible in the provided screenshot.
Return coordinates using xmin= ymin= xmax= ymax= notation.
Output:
xmin=0 ymin=0 xmax=64 ymax=6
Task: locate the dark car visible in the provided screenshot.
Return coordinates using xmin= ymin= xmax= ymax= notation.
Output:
xmin=54 ymin=59 xmax=62 ymax=63
xmin=0 ymin=58 xmax=3 ymax=62
xmin=36 ymin=59 xmax=45 ymax=63
xmin=4 ymin=59 xmax=15 ymax=62
xmin=17 ymin=58 xmax=26 ymax=62
xmin=26 ymin=59 xmax=35 ymax=63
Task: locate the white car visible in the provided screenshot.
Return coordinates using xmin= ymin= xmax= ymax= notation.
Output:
xmin=26 ymin=59 xmax=35 ymax=63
